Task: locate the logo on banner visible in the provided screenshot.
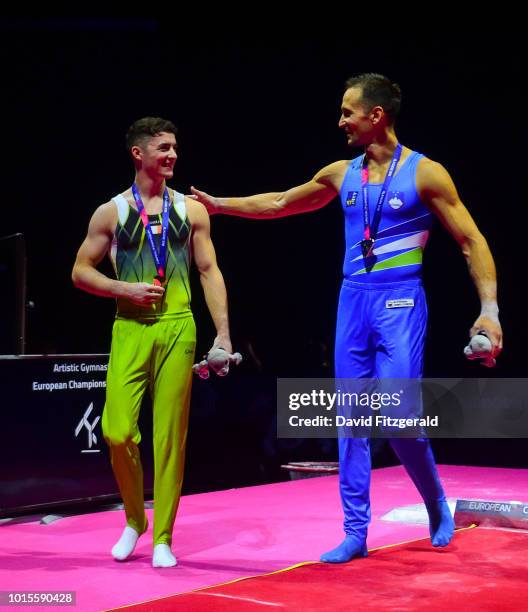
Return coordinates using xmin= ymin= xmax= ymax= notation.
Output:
xmin=75 ymin=402 xmax=101 ymax=453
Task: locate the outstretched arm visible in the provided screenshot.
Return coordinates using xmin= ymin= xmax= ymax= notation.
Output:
xmin=72 ymin=202 xmax=165 ymax=306
xmin=190 ymin=161 xmax=346 ymax=219
xmin=188 ymin=199 xmax=232 ymax=353
xmin=417 ymin=159 xmax=502 ymax=355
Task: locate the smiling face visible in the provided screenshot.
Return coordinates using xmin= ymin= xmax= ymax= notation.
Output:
xmin=131 ymin=131 xmax=178 ymax=179
xmin=338 ymin=86 xmax=381 ymax=147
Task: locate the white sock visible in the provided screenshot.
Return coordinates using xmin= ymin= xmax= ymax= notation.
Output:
xmin=111 ymin=526 xmax=140 ymax=561
xmin=152 ymin=543 xmax=177 ymax=568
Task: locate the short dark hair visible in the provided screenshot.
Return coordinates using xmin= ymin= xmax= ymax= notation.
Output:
xmin=345 ymin=73 xmax=401 ymax=124
xmin=125 ymin=117 xmax=178 ymax=150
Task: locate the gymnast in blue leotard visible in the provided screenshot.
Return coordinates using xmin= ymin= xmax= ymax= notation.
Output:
xmin=190 ymin=72 xmax=503 ymax=562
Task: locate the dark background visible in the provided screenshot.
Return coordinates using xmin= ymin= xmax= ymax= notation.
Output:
xmin=1 ymin=19 xmax=525 ymax=495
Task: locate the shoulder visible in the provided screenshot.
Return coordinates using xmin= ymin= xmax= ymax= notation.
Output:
xmin=184 ymin=196 xmax=209 ymax=226
xmin=313 ymin=160 xmax=351 ymax=187
xmin=416 ymin=156 xmax=452 ymax=182
xmin=416 ymin=157 xmax=460 ymax=206
xmin=89 ymin=200 xmax=118 ymax=233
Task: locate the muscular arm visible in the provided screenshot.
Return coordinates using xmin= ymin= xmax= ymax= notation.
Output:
xmin=417 ymin=159 xmax=502 ymax=353
xmin=190 ymin=160 xmax=347 ymax=219
xmin=187 ymin=199 xmax=232 ymax=352
xmin=72 ymin=202 xmax=164 ymax=305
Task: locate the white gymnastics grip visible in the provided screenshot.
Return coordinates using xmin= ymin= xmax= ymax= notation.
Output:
xmin=192 ymin=347 xmax=243 ymax=379
xmin=464 ymin=332 xmax=496 ymax=368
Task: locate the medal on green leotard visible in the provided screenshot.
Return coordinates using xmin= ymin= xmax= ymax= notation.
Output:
xmin=132 ymin=184 xmax=170 ymax=287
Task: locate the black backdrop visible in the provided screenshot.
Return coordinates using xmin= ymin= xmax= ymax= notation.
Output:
xmin=1 ymin=20 xmax=525 ymax=485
